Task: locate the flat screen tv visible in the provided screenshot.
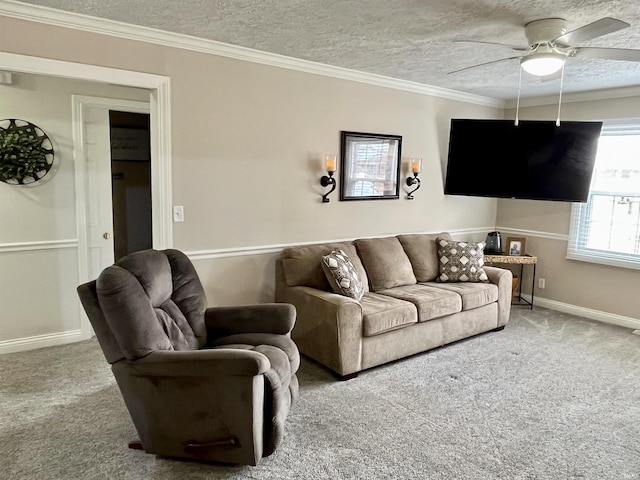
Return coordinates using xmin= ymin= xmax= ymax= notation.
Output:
xmin=444 ymin=119 xmax=603 ymax=202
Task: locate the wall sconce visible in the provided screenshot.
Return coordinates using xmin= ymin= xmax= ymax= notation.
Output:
xmin=320 ymin=154 xmax=337 ymax=203
xmin=406 ymin=158 xmax=421 ymax=200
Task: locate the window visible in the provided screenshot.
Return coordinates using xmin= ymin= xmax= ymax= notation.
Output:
xmin=567 ymin=121 xmax=640 ymax=270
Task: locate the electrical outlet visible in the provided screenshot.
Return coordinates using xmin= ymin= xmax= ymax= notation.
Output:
xmin=538 ymin=278 xmax=546 ymax=289
xmin=173 ymin=205 xmax=184 ymax=222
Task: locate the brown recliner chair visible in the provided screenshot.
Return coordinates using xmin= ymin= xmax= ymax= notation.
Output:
xmin=77 ymin=248 xmax=299 ymax=466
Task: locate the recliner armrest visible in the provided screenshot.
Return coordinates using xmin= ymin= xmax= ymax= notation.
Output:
xmin=125 ymin=349 xmax=270 ymax=377
xmin=204 ymin=303 xmax=296 ymax=338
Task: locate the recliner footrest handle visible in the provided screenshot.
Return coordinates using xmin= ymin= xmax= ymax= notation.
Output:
xmin=184 ymin=436 xmax=240 ymax=455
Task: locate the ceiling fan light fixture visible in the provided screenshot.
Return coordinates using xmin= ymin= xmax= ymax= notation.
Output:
xmin=521 ymin=52 xmax=566 ymax=76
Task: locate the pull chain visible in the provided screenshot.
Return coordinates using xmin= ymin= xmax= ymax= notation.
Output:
xmin=556 ymin=62 xmax=566 ymax=127
xmin=515 ymin=65 xmax=522 ymax=126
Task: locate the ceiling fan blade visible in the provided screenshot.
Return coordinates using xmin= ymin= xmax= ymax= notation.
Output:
xmin=453 ymin=39 xmax=528 ymax=51
xmin=553 ymin=17 xmax=630 ymax=46
xmin=448 ymin=56 xmax=521 ymax=74
xmin=573 ymin=47 xmax=640 ymax=62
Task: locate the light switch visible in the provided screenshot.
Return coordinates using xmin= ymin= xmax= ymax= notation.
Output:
xmin=173 ymin=205 xmax=184 ymax=222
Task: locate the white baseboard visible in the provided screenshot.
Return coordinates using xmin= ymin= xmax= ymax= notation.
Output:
xmin=0 ymin=329 xmax=92 ymax=355
xmin=522 ymin=295 xmax=640 ymax=330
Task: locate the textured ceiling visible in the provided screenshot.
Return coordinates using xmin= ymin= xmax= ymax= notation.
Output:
xmin=11 ymin=0 xmax=640 ymax=100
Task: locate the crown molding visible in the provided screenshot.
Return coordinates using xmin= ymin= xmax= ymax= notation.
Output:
xmin=505 ymin=84 xmax=640 ymax=109
xmin=0 ymin=0 xmax=504 ymax=108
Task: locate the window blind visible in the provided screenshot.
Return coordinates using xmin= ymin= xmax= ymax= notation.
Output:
xmin=567 ymin=120 xmax=640 ymax=270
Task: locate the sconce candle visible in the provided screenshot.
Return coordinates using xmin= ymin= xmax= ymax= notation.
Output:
xmin=406 ymin=158 xmax=422 ymax=200
xmin=320 ymin=154 xmax=337 ymax=203
xmin=325 ymin=154 xmax=337 ymax=173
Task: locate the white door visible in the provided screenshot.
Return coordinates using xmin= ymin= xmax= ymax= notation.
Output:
xmin=83 ymin=105 xmax=115 ymax=280
xmin=73 ymin=96 xmax=151 ymax=282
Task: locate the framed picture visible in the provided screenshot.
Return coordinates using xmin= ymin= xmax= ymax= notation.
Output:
xmin=339 ymin=131 xmax=402 ymax=201
xmin=506 ymin=237 xmax=526 ymax=256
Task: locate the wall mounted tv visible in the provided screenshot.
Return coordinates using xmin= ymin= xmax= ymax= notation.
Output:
xmin=444 ymin=119 xmax=603 ymax=202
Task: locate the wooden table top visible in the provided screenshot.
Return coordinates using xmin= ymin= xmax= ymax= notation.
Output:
xmin=485 ymin=254 xmax=538 ymax=265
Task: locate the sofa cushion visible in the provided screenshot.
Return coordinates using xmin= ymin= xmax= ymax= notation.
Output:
xmin=377 ymin=284 xmax=462 ymax=322
xmin=321 ymin=249 xmax=365 ymax=301
xmin=397 ymin=232 xmax=452 ymax=282
xmin=424 ymin=282 xmax=498 ymax=311
xmin=354 ymin=236 xmax=417 ymax=291
xmin=280 ymin=242 xmax=369 ymax=292
xmin=436 ymin=238 xmax=489 ymax=283
xmin=360 ymin=292 xmax=418 ymax=337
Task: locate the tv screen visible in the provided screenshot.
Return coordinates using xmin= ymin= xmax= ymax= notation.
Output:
xmin=444 ymin=119 xmax=603 ymax=202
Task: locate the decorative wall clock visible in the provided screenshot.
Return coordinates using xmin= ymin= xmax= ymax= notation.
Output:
xmin=0 ymin=118 xmax=55 ymax=185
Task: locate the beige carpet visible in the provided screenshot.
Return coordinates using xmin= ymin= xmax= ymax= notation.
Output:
xmin=1 ymin=307 xmax=639 ymax=479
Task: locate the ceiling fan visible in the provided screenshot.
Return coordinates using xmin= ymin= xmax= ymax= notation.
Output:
xmin=450 ymin=17 xmax=640 ymax=77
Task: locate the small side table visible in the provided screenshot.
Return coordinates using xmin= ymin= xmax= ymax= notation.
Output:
xmin=484 ymin=254 xmax=537 ymax=309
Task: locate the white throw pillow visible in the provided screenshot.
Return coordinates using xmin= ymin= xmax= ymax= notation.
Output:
xmin=321 ymin=249 xmax=365 ymax=301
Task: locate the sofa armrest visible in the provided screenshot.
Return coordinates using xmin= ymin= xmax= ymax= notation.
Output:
xmin=484 ymin=266 xmax=513 ymax=327
xmin=125 ymin=349 xmax=271 ymax=377
xmin=204 ymin=303 xmax=296 ymax=338
xmin=276 ymin=285 xmax=363 ymax=377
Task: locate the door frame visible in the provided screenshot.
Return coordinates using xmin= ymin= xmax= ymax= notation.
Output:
xmin=72 ymin=95 xmax=151 ymax=277
xmin=0 ymin=52 xmax=173 ymax=339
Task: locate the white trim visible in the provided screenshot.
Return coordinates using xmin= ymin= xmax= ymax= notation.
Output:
xmin=0 ymin=51 xmax=167 ymax=89
xmin=186 ymin=227 xmax=493 ymax=260
xmin=505 ymin=84 xmax=640 ymax=108
xmin=0 ymin=239 xmax=77 ymax=253
xmin=0 ymin=329 xmax=89 ymax=355
xmin=528 ymin=296 xmax=640 ymax=331
xmin=72 ymin=95 xmax=89 ymax=290
xmin=494 ymin=227 xmax=569 ymax=242
xmin=565 ymin=250 xmax=640 ymax=271
xmin=188 ymin=245 xmax=284 ymax=261
xmin=0 ymin=1 xmax=503 ymax=108
xmin=150 ymin=81 xmax=173 ymax=249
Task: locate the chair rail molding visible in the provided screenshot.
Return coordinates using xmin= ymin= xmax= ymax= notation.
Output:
xmin=494 ymin=227 xmax=569 ymax=242
xmin=0 ymin=239 xmax=78 ymax=253
xmin=186 ymin=227 xmax=494 ymax=260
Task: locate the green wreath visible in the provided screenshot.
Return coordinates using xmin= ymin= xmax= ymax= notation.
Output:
xmin=0 ymin=119 xmax=55 ymax=185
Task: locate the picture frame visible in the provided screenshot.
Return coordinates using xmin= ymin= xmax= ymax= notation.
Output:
xmin=339 ymin=131 xmax=402 ymax=201
xmin=506 ymin=236 xmax=526 ymax=256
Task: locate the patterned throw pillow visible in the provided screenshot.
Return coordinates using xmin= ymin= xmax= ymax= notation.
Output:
xmin=436 ymin=238 xmax=489 ymax=283
xmin=321 ymin=249 xmax=365 ymax=301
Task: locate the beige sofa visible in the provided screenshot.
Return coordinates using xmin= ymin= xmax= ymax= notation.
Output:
xmin=275 ymin=233 xmax=512 ymax=379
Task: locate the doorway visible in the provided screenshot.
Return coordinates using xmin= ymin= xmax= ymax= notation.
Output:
xmin=109 ymin=110 xmax=152 ymax=261
xmin=0 ymin=52 xmax=172 ymax=350
xmin=72 ymin=95 xmax=152 ymax=284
